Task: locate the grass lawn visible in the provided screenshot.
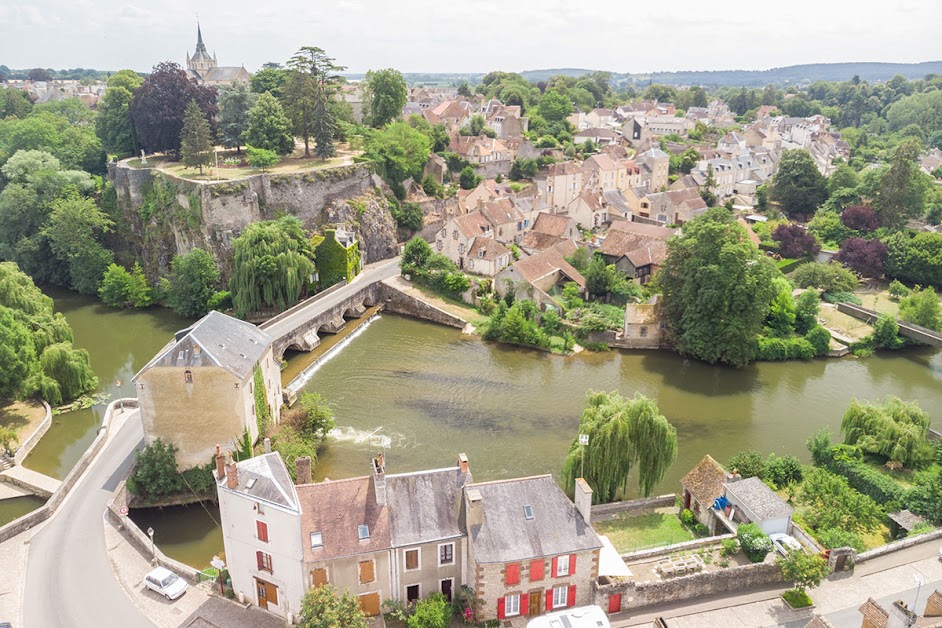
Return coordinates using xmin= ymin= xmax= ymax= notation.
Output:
xmin=856 ymin=290 xmax=900 ymax=316
xmin=594 ymin=512 xmax=696 ymax=553
xmin=127 ymin=147 xmax=359 ymax=182
xmin=0 ymin=399 xmax=47 ymax=448
xmin=782 ymin=589 xmax=814 ymax=609
xmin=817 ymin=304 xmax=874 ymax=341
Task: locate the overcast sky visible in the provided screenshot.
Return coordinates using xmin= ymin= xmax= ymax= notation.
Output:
xmin=2 ymin=0 xmax=939 ymax=74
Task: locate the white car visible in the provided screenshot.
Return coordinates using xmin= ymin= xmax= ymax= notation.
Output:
xmin=527 ymin=605 xmax=612 ymax=627
xmin=143 ymin=566 xmax=188 ymax=600
xmin=769 ymin=533 xmax=802 ymax=556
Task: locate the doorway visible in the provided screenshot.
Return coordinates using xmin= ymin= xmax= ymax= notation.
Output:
xmin=528 ymin=590 xmax=542 ymax=616
xmin=440 ymin=579 xmax=453 ymax=602
xmin=255 ymin=578 xmax=278 ymax=610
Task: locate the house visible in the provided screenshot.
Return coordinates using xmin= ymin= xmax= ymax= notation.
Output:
xmin=450 ymin=135 xmax=512 ymax=166
xmin=583 ymin=154 xmax=627 ymax=192
xmin=573 ymin=128 xmax=619 ymax=146
xmin=434 ymin=211 xmax=511 ymax=276
xmin=429 ymin=100 xmax=474 ymax=130
xmin=482 ymin=101 xmax=529 ymax=139
xmin=643 ymin=115 xmax=694 ymax=138
xmin=536 ymin=162 xmax=584 ymax=213
xmin=216 ymin=451 xmax=305 ymax=620
xmin=462 ymin=476 xmax=602 ymax=621
xmin=480 ymin=198 xmax=530 ymax=244
xmin=680 ymin=455 xmax=729 ymax=535
xmin=495 ymin=241 xmax=586 ymax=308
xmin=632 ymin=188 xmax=708 ymax=226
xmin=635 ymin=148 xmax=670 ymax=191
xmin=722 ymin=476 xmax=794 ymax=535
xmin=465 ymin=237 xmax=513 ymax=276
xmin=133 ymin=311 xmax=282 ymax=469
xmin=856 ymin=595 xmax=942 ymax=628
xmin=519 ymin=213 xmax=580 ymax=254
xmin=315 ymin=229 xmax=361 ymax=287
xmin=597 ymin=231 xmax=668 ymax=283
xmin=566 ymin=192 xmax=610 ymax=230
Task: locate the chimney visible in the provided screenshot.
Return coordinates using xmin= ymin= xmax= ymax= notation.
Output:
xmin=466 ymin=488 xmax=483 ymax=528
xmin=296 ymin=456 xmax=312 ymax=485
xmin=728 ymin=470 xmax=742 ymax=482
xmin=225 ymin=453 xmax=239 ymax=489
xmin=574 ymin=478 xmax=593 ymax=524
xmin=263 ymin=437 xmax=272 ymax=453
xmin=370 ymin=452 xmax=386 ymax=506
xmin=458 ymin=453 xmax=469 ymax=474
xmin=214 ymin=444 xmax=225 ymax=481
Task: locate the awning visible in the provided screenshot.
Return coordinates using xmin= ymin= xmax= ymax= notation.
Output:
xmin=598 ymin=535 xmax=632 ymax=578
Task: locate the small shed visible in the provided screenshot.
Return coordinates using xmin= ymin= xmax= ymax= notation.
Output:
xmin=680 ymin=455 xmax=729 ymax=534
xmin=723 ymin=476 xmax=793 ymax=535
xmin=887 ymin=509 xmax=927 ymax=539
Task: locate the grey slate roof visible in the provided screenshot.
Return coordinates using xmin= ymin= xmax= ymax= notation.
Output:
xmin=386 ymin=466 xmax=472 ymax=546
xmin=202 ymin=66 xmax=250 ymax=82
xmin=221 ymin=452 xmax=300 ymax=512
xmin=464 ymin=475 xmax=601 ymax=564
xmin=134 ymin=310 xmax=273 ymax=381
xmin=725 ymin=476 xmax=793 ymax=521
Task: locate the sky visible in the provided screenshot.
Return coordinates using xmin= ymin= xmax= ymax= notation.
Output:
xmin=1 ymin=0 xmax=940 ymax=75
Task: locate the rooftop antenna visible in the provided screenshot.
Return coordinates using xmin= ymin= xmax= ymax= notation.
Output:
xmin=579 ymin=433 xmax=589 ymax=478
xmin=371 ymin=433 xmax=392 ymax=467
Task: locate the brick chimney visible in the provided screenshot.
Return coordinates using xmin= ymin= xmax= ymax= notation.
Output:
xmin=296 ymin=456 xmax=312 ymax=485
xmin=225 ymin=453 xmax=239 ymax=489
xmin=370 ymin=452 xmax=386 ymax=506
xmin=466 ymin=488 xmax=483 ymax=528
xmin=214 ymin=444 xmax=225 ymax=481
xmin=458 ymin=453 xmax=469 ymax=474
xmin=574 ymin=478 xmax=593 ymax=525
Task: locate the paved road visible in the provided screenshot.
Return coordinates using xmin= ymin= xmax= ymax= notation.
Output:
xmin=24 ymin=414 xmax=153 ymax=628
xmin=260 ymin=256 xmax=401 ymax=342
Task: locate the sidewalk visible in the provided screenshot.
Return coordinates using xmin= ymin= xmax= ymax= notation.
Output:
xmin=0 ymin=524 xmax=34 ymax=626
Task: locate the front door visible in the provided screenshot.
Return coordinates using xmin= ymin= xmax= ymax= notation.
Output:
xmin=256 ymin=578 xmax=278 ymax=610
xmin=528 ymin=591 xmax=542 ymax=616
xmin=440 ymin=579 xmax=453 ymax=602
xmin=406 ymin=584 xmax=420 ymax=603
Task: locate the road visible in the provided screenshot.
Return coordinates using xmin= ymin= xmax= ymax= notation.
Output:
xmin=23 ymin=414 xmax=153 ymax=628
xmin=260 ymin=256 xmax=401 ymax=342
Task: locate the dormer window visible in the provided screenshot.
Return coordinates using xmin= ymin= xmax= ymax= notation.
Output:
xmin=358 ymin=524 xmax=370 ymax=540
xmin=311 ymin=531 xmax=323 ymax=548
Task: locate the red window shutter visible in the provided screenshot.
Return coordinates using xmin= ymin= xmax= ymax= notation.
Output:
xmin=530 ymin=559 xmax=544 ymax=581
xmin=256 ymin=520 xmax=268 ymax=542
xmin=256 ymin=550 xmax=263 ymax=571
xmin=520 ymin=592 xmax=529 ymax=616
xmin=497 ymin=597 xmax=506 ymax=619
xmin=569 ymin=554 xmax=577 ymax=576
xmin=506 ymin=562 xmax=520 ymax=585
xmin=567 ymin=584 xmax=576 ymax=608
xmin=551 ymin=556 xmax=559 ymax=578
xmin=608 ymin=593 xmax=622 ymax=614
xmin=545 ymin=589 xmax=553 ymax=612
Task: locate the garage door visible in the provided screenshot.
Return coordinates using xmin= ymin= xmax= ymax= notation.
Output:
xmin=358 ymin=592 xmax=381 ymax=616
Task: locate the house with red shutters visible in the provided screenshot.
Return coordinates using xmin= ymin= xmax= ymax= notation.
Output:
xmin=461 ymin=475 xmax=602 ymax=622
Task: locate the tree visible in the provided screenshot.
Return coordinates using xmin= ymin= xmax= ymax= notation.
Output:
xmin=246 ymin=145 xmax=279 ymax=171
xmin=217 ymin=83 xmax=257 ymax=153
xmin=726 ymin=451 xmax=765 ymax=479
xmin=769 ymin=149 xmax=828 ymax=219
xmin=299 ymin=585 xmax=368 ymax=628
xmin=244 ymin=92 xmax=294 ymax=155
xmin=792 ymin=262 xmax=859 ymax=293
xmin=841 ymin=396 xmax=933 ymax=469
xmin=95 ymin=71 xmax=143 ymax=155
xmin=798 ymin=467 xmax=883 ymax=533
xmin=833 ymin=238 xmax=887 ymax=278
xmin=296 ymin=392 xmax=336 ymax=440
xmin=390 ymin=201 xmax=424 ymax=233
xmin=166 ymin=248 xmax=219 ymax=317
xmin=362 ymin=68 xmax=408 ymax=128
xmin=537 ymin=90 xmax=572 ymax=122
xmin=700 ymin=163 xmax=718 ymax=207
xmin=130 ymin=61 xmax=217 ymax=155
xmin=126 ymin=438 xmax=184 ymax=499
xmin=794 ymin=290 xmax=821 ymax=335
xmin=179 ymin=100 xmax=213 ymax=174
xmin=459 ymin=166 xmax=480 ymax=190
xmin=364 ymin=121 xmax=432 ymax=198
xmin=779 ymin=550 xmax=829 ymax=595
xmin=885 ymin=232 xmax=942 ymax=288
xmin=250 ymin=66 xmax=287 ymax=98
xmin=876 ymin=139 xmax=927 ymax=230
xmin=585 ymin=256 xmax=616 ymax=301
xmin=283 ymin=46 xmax=344 ymax=159
xmin=400 ymin=237 xmax=433 ymax=275
xmin=898 ymin=286 xmax=942 ymax=331
xmin=0 ymin=305 xmax=35 ymax=399
xmin=99 ymin=263 xmax=152 ymax=308
xmin=407 ymin=594 xmax=450 ymax=628
xmin=43 ymin=193 xmax=114 ymax=295
xmin=840 ymin=205 xmax=880 ymax=232
xmin=660 ymin=208 xmax=779 ymax=367
xmin=772 ymin=223 xmax=820 ymax=259
xmin=809 ymin=210 xmax=853 ymax=246
xmin=0 ymin=108 xmax=105 ymax=174
xmin=229 ymin=216 xmax=315 ymax=317
xmin=0 ymin=87 xmax=32 ymax=119
xmin=560 ymin=391 xmax=677 ymax=501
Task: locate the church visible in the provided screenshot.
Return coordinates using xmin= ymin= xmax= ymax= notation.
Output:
xmin=186 ymin=24 xmax=251 ymax=87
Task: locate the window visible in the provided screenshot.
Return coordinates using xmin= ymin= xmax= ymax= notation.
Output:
xmin=256 ymin=551 xmax=273 ymax=573
xmin=310 ymin=531 xmax=323 ymax=548
xmin=358 ymin=559 xmax=375 ymax=584
xmin=256 ymin=520 xmax=269 ymax=543
xmin=256 ymin=502 xmax=264 ymax=515
xmin=458 ymin=243 xmax=465 ymax=254
xmin=184 ymin=370 xmax=192 ymax=384
xmin=555 ymin=555 xmax=571 ymax=577
xmin=639 ymin=326 xmax=648 ymax=338
xmin=436 ymin=240 xmax=443 ymax=251
xmin=439 ymin=543 xmax=454 ymax=566
xmin=552 ymin=586 xmax=568 ymax=609
xmin=505 ymin=593 xmax=521 ymax=617
xmin=523 ymin=505 xmax=534 ymax=520
xmin=406 ymin=584 xmax=420 ymax=603
xmin=404 ymin=548 xmax=420 ymax=571
xmin=453 ymin=230 xmax=458 ymax=240
xmin=311 ymin=567 xmax=328 ymax=588
xmin=358 ymin=524 xmax=370 ymax=540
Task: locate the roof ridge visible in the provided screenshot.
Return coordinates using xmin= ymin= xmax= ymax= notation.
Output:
xmin=468 ymin=474 xmax=553 ymax=488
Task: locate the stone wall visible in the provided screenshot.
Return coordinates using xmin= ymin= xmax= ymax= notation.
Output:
xmin=378 ymin=281 xmax=467 ymax=329
xmin=590 ymin=495 xmax=676 ymax=523
xmin=12 ymin=401 xmax=52 ymax=465
xmin=857 ymin=528 xmax=942 ymax=563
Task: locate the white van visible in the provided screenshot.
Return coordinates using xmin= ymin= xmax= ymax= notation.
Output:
xmin=526 ymin=605 xmax=612 ymax=628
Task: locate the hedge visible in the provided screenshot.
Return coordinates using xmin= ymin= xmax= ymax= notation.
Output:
xmin=825 ymin=456 xmax=906 ymax=505
xmin=755 ymin=335 xmax=816 ymax=361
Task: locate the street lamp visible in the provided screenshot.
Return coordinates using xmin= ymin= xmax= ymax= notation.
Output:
xmin=579 ymin=434 xmax=589 ymax=478
xmin=147 ymin=526 xmax=155 ymax=564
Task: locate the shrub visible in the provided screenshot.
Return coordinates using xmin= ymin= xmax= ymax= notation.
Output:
xmin=816 ymin=527 xmax=865 ymax=552
xmin=755 ymin=335 xmax=816 ymax=360
xmin=898 ymin=286 xmax=942 ymax=331
xmin=871 ymin=314 xmax=905 ymax=349
xmin=727 ymin=450 xmax=765 ymax=479
xmin=246 ymin=145 xmax=279 ymax=171
xmin=782 ymin=589 xmax=814 ymax=608
xmin=888 ymin=279 xmax=910 ymax=300
xmin=207 ymin=290 xmax=232 ymax=311
xmin=720 ymin=538 xmax=739 ymax=557
xmin=680 ymin=508 xmax=696 ymax=526
xmin=807 ymin=428 xmax=833 ymax=467
xmin=826 ymin=456 xmax=906 ymax=504
xmin=821 ymin=291 xmax=862 ymax=305
xmin=764 ymin=454 xmax=803 ymax=487
xmin=805 ymin=325 xmax=832 ymax=356
xmin=792 ymin=262 xmax=859 ymax=293
xmin=126 ymin=438 xmax=183 ymax=500
xmin=738 ymin=523 xmax=773 ymax=562
xmin=772 ymin=223 xmax=821 ymax=259
xmin=834 ymin=238 xmax=888 ymax=278
xmin=840 ymin=205 xmax=880 ymax=232
xmin=391 ymin=201 xmax=425 ymax=234
xmin=407 ymin=594 xmax=450 ymax=628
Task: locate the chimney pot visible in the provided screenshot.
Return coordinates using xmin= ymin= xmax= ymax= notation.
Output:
xmin=263 ymin=437 xmax=272 ymax=453
xmin=458 ymin=453 xmax=469 ymax=474
xmin=371 ymin=452 xmax=387 ymax=506
xmin=225 ymin=453 xmax=239 ymax=489
xmin=215 ymin=444 xmax=225 ymax=481
xmin=296 ymin=456 xmax=313 ymax=485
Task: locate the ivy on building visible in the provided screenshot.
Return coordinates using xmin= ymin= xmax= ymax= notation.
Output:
xmin=315 ymin=229 xmax=360 ymax=288
xmin=253 ymin=364 xmax=270 ymax=434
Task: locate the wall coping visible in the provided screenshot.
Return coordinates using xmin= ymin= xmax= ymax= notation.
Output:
xmin=621 ymin=533 xmax=736 ymax=563
xmin=857 ymin=527 xmax=942 ymax=563
xmin=12 ymin=400 xmax=52 ymax=465
xmin=258 ymin=279 xmax=350 ymax=330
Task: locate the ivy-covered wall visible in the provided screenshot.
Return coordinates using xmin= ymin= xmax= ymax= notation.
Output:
xmin=315 ymin=229 xmax=361 ymax=288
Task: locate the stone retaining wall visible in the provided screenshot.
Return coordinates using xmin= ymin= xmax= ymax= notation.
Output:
xmin=590 ymin=495 xmax=675 ymax=522
xmin=12 ymin=401 xmax=52 ymax=465
xmin=621 ymin=533 xmax=736 ymax=563
xmin=857 ymin=528 xmax=942 ymax=563
xmin=378 ymin=281 xmax=467 ymax=329
xmin=257 ymin=279 xmax=349 ymax=330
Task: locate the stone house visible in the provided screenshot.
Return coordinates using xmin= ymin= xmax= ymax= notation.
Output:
xmin=643 ymin=115 xmax=694 ymax=138
xmin=623 ymin=297 xmax=665 ymax=349
xmin=723 ymin=476 xmax=794 ymax=535
xmin=635 ymin=148 xmax=670 ymax=191
xmin=598 ymin=231 xmax=668 ymax=282
xmin=495 ymin=241 xmax=586 ymax=308
xmin=315 ymin=228 xmax=361 ymax=288
xmin=573 ymin=128 xmax=619 ymax=146
xmin=133 ymin=311 xmax=282 ymax=469
xmin=680 ymin=455 xmax=729 ymax=535
xmin=481 ymin=101 xmax=529 ymax=139
xmin=480 ymin=198 xmax=531 ymax=245
xmin=518 ymin=213 xmax=580 ymax=254
xmin=450 ymin=135 xmax=512 ymax=167
xmin=536 ymin=162 xmax=584 ymax=213
xmin=462 ymin=476 xmax=602 ymax=621
xmin=434 ymin=211 xmax=511 ymax=276
xmin=583 ymin=153 xmax=627 ymax=192
xmin=631 ymin=188 xmax=708 ymax=226
xmin=585 ymin=108 xmax=616 ymax=129
xmin=566 ymin=192 xmax=610 ymax=230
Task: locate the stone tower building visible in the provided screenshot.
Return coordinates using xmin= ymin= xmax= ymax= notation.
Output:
xmin=184 ymin=24 xmax=251 ymax=87
xmin=186 ymin=24 xmax=218 ymax=78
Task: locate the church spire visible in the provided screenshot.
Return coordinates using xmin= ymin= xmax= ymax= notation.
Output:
xmin=195 ymin=22 xmax=208 ymax=55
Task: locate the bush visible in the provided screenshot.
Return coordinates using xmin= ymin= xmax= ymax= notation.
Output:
xmin=826 ymin=456 xmax=906 ymax=505
xmin=407 ymin=594 xmax=450 ymax=628
xmin=755 ymin=335 xmax=816 ymax=360
xmin=391 ymin=201 xmax=425 ymax=234
xmin=805 ymin=325 xmax=832 ymax=355
xmin=871 ymin=314 xmax=905 ymax=349
xmin=127 ymin=438 xmax=183 ymax=500
xmin=738 ymin=523 xmax=773 ymax=562
xmin=207 ymin=290 xmax=232 ymax=311
xmin=782 ymin=589 xmax=814 ymax=608
xmin=821 ymin=291 xmax=862 ymax=305
xmin=680 ymin=508 xmax=696 ymax=526
xmin=792 ymin=262 xmax=859 ymax=293
xmin=727 ymin=450 xmax=765 ymax=479
xmin=807 ymin=428 xmax=833 ymax=467
xmin=834 ymin=238 xmax=888 ymax=278
xmin=246 ymin=145 xmax=279 ymax=171
xmin=720 ymin=538 xmax=739 ymax=557
xmin=816 ymin=527 xmax=865 ymax=552
xmin=888 ymin=279 xmax=910 ymax=300
xmin=764 ymin=454 xmax=804 ymax=488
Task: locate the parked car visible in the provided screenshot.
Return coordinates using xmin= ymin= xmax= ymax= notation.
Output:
xmin=769 ymin=533 xmax=802 ymax=556
xmin=143 ymin=566 xmax=188 ymax=600
xmin=527 ymin=605 xmax=611 ymax=627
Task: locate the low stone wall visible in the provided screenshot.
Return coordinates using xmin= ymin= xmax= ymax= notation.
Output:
xmin=857 ymin=527 xmax=942 ymax=563
xmin=590 ymin=495 xmax=676 ymax=522
xmin=790 ymin=521 xmax=823 ymax=553
xmin=378 ymin=281 xmax=467 ymax=329
xmin=595 ymin=561 xmax=783 ymax=613
xmin=0 ymin=398 xmax=136 ymax=544
xmin=12 ymin=401 xmax=52 ymax=465
xmin=106 ymin=479 xmax=202 ymax=582
xmin=621 ymin=533 xmax=736 ymax=563
xmin=258 ymin=279 xmax=349 ymax=330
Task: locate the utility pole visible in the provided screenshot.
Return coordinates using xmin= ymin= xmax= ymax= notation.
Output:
xmin=579 ymin=434 xmax=589 ymax=478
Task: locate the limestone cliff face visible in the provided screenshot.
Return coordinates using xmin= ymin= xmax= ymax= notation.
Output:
xmin=108 ymin=161 xmax=399 ymax=281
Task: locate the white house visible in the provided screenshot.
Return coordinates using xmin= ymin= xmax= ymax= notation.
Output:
xmin=722 ymin=477 xmax=794 ymax=536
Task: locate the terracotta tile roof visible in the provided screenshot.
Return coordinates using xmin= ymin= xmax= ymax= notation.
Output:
xmin=519 ymin=230 xmax=565 ymax=252
xmin=453 ymin=211 xmax=493 ymax=239
xmin=858 ymin=598 xmax=889 ymax=628
xmin=626 ymin=241 xmax=668 ymax=268
xmin=299 ymin=476 xmax=392 ymax=563
xmin=584 ymin=153 xmax=622 ymax=172
xmin=924 ymin=590 xmax=942 ymax=617
xmin=681 ymin=455 xmax=728 ymax=509
xmin=480 ymin=199 xmax=523 ymax=226
xmin=607 ymin=221 xmax=676 ymax=241
xmin=737 ymin=216 xmax=762 ymax=247
xmin=507 ymin=241 xmax=585 ymax=288
xmin=541 ymin=161 xmax=583 ymax=177
xmin=803 ymin=616 xmax=835 ymax=628
xmin=469 ymin=236 xmax=510 ymax=261
xmin=531 ymin=212 xmax=576 ymax=238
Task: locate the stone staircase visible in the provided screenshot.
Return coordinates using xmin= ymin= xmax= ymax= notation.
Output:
xmin=0 ymin=455 xmax=12 ymax=471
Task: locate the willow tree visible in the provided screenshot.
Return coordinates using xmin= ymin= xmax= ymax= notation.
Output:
xmin=38 ymin=343 xmax=98 ymax=405
xmin=229 ymin=216 xmax=315 ymax=317
xmin=561 ymin=391 xmax=678 ymax=502
xmin=841 ymin=396 xmax=933 ymax=469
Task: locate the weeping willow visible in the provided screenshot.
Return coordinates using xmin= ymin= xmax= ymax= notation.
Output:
xmin=230 ymin=216 xmax=316 ymax=318
xmin=39 ymin=343 xmax=98 ymax=405
xmin=841 ymin=396 xmax=933 ymax=468
xmin=562 ymin=391 xmax=678 ymax=502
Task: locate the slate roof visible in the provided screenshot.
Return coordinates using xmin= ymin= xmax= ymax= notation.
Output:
xmin=134 ymin=310 xmax=273 ymax=381
xmin=221 ymin=452 xmax=300 ymax=512
xmin=681 ymin=455 xmax=729 ymax=508
xmin=603 ymin=190 xmax=632 ymax=216
xmin=888 ymin=509 xmax=927 ymax=532
xmin=298 ymin=475 xmax=392 ymax=562
xmin=386 ymin=466 xmax=472 ymax=546
xmin=202 ymin=66 xmax=251 ymax=82
xmin=464 ymin=475 xmax=601 ymax=564
xmin=725 ymin=476 xmax=794 ymax=521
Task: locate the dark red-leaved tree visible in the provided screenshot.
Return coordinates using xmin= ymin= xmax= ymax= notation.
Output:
xmin=840 ymin=205 xmax=881 ymax=232
xmin=772 ymin=223 xmax=821 ymax=259
xmin=130 ymin=62 xmax=218 ymax=156
xmin=834 ymin=237 xmax=888 ymax=278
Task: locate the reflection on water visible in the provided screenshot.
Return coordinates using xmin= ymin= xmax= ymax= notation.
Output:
xmin=0 ymin=495 xmax=47 ymax=527
xmin=128 ymin=502 xmax=223 ymax=568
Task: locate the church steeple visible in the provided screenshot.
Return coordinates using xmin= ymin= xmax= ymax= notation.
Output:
xmin=195 ymin=23 xmax=208 ymax=56
xmin=187 ymin=21 xmax=216 ymax=76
